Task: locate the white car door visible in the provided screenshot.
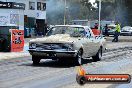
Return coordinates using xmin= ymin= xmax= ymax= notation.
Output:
xmin=83 ymin=28 xmax=100 ymax=57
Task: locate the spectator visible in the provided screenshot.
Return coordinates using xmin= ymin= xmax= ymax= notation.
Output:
xmin=44 ymin=23 xmax=48 ymax=36
xmin=104 ymin=24 xmax=108 ymax=36
xmin=94 ymin=23 xmax=98 ymax=29
xmin=112 ymin=22 xmax=121 ymax=42
xmin=34 ymin=24 xmax=38 ymax=36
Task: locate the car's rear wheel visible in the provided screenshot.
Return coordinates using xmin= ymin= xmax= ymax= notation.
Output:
xmin=32 ymin=56 xmax=41 ymax=65
xmin=75 ymin=49 xmax=83 ymax=65
xmin=92 ymin=47 xmax=102 ymax=62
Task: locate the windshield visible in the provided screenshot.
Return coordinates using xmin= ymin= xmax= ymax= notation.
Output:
xmin=47 ymin=26 xmax=86 ymax=37
xmin=122 ymin=27 xmax=132 ymax=30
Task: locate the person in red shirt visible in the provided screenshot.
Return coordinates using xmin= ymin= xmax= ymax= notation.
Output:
xmin=94 ymin=23 xmax=98 ymax=29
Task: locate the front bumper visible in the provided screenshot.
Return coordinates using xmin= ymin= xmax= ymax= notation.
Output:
xmin=28 ymin=49 xmax=78 ymax=59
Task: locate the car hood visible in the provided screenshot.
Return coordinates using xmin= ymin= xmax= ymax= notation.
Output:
xmin=121 ymin=29 xmax=132 ymax=32
xmin=30 ymin=34 xmax=80 ymax=43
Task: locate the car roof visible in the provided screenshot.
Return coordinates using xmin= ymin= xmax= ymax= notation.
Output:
xmin=54 ymin=25 xmax=90 ymax=28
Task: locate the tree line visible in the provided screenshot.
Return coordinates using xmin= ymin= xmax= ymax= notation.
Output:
xmin=47 ymin=0 xmax=129 ymax=26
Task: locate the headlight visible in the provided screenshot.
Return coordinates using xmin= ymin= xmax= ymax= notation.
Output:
xmin=29 ymin=43 xmax=36 ymax=49
xmin=63 ymin=43 xmax=74 ymax=51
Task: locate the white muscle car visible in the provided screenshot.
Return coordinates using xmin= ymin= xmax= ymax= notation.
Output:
xmin=28 ymin=25 xmax=106 ymax=65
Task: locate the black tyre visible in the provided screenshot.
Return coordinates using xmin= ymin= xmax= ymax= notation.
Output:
xmin=92 ymin=47 xmax=102 ymax=62
xmin=75 ymin=49 xmax=83 ymax=65
xmin=32 ymin=56 xmax=41 ymax=65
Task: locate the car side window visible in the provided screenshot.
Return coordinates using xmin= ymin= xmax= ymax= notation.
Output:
xmin=70 ymin=27 xmax=85 ymax=37
xmin=78 ymin=27 xmax=85 ymax=35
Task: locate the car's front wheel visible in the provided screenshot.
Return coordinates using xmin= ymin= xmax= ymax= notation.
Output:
xmin=92 ymin=47 xmax=102 ymax=62
xmin=32 ymin=56 xmax=41 ymax=65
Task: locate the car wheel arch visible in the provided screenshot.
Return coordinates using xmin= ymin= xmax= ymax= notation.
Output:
xmin=100 ymin=46 xmax=103 ymax=56
xmin=79 ymin=48 xmax=83 ymax=56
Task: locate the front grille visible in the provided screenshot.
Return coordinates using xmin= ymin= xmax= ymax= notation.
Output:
xmin=36 ymin=43 xmax=64 ymax=50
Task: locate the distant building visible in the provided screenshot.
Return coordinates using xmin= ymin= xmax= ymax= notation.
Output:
xmin=0 ymin=2 xmax=25 ymax=30
xmin=0 ymin=0 xmax=46 ymax=35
